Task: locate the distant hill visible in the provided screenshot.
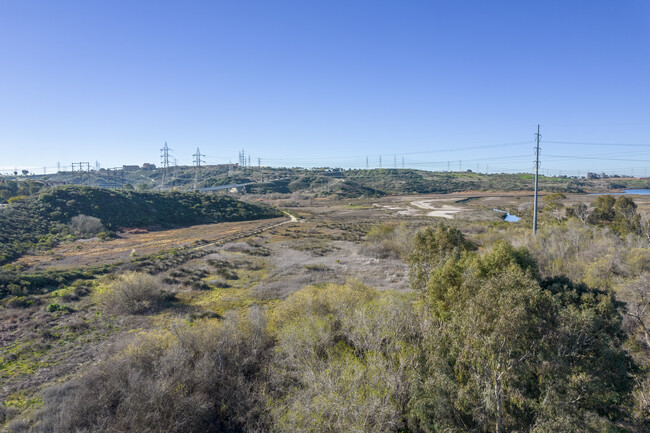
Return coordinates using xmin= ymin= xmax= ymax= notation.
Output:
xmin=241 ymin=168 xmax=650 ymax=197
xmin=0 ymin=185 xmax=283 ymax=264
xmin=10 ymin=166 xmax=650 ymax=198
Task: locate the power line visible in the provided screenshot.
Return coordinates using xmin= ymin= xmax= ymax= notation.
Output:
xmin=259 ymin=141 xmax=532 ymax=162
xmin=544 ymin=140 xmax=650 ymax=147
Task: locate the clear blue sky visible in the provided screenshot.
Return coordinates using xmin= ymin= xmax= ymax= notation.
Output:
xmin=1 ymin=1 xmax=649 ymax=176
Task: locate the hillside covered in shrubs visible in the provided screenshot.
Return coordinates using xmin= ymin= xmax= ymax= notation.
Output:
xmin=16 ymin=166 xmax=650 ymax=199
xmin=23 ymin=225 xmax=643 ymax=432
xmin=0 ymin=185 xmax=283 ymax=265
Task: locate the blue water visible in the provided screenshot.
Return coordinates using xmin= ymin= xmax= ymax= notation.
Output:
xmin=493 ymin=209 xmax=521 ymax=222
xmin=623 ymin=189 xmax=650 ymax=195
xmin=589 ymin=189 xmax=650 ymax=196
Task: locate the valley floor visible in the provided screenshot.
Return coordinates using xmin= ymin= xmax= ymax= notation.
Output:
xmin=3 ymin=190 xmax=650 ymax=430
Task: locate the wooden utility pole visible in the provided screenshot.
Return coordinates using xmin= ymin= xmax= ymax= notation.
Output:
xmin=533 ymin=125 xmax=541 ymax=234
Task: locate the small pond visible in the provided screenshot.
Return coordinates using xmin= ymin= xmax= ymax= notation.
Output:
xmin=493 ymin=209 xmax=521 ymax=222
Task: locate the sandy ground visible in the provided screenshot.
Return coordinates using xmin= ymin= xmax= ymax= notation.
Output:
xmin=410 ymin=199 xmax=463 ymax=218
xmin=377 ymin=197 xmax=467 ymax=219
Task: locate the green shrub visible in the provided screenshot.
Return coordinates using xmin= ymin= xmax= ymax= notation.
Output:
xmin=46 ymin=303 xmax=73 ymax=313
xmin=5 ymin=296 xmax=36 ymax=309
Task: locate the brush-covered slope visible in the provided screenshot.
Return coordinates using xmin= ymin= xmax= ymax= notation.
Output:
xmin=0 ymin=185 xmax=283 ymax=264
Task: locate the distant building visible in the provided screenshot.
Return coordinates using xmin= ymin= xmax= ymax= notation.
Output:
xmin=122 ymin=165 xmax=139 ymax=171
xmin=142 ymin=163 xmax=157 ymax=170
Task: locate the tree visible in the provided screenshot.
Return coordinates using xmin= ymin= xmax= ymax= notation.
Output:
xmin=543 ymin=193 xmax=566 ymax=223
xmin=408 ymin=227 xmax=634 ymax=432
xmin=640 ymin=214 xmax=650 ymax=242
xmin=613 ymin=196 xmax=640 ymax=235
xmin=621 ymin=275 xmax=650 ymax=349
xmin=407 ymin=224 xmax=475 ymax=293
xmin=588 ymin=195 xmax=616 ymax=225
xmin=567 ymin=202 xmax=590 ymax=224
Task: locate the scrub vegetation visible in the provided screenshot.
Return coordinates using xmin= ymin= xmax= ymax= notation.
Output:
xmin=1 ymin=182 xmax=649 ymax=432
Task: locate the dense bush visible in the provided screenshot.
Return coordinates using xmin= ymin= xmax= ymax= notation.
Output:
xmin=407 ymin=230 xmax=634 ymax=432
xmin=33 ymin=311 xmax=271 ymax=432
xmin=363 ymin=222 xmax=415 ymax=259
xmin=98 ymin=272 xmax=173 ymax=315
xmin=267 ymin=283 xmax=420 ymax=432
xmin=68 ymin=214 xmax=105 ymax=236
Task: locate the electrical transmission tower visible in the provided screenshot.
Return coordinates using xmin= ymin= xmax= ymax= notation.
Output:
xmin=239 ymin=149 xmax=246 ymax=168
xmin=160 ymin=142 xmax=172 ymax=189
xmin=106 ymin=168 xmax=124 ymax=189
xmin=533 ymin=125 xmax=541 ymax=235
xmin=193 ymin=147 xmax=205 ymax=191
xmin=71 ymin=162 xmax=90 ymax=185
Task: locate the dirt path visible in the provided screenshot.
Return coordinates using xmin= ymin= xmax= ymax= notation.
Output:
xmin=193 ymin=212 xmax=299 ymax=251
